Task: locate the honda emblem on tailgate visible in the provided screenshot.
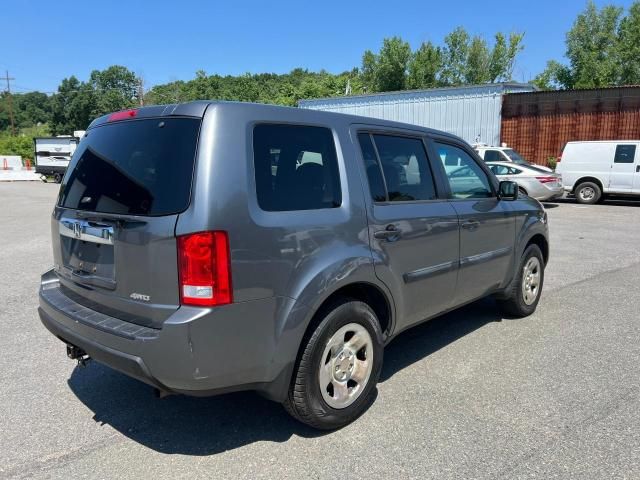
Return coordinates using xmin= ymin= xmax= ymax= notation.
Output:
xmin=73 ymin=222 xmax=82 ymax=238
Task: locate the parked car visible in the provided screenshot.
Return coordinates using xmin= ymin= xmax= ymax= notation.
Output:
xmin=474 ymin=144 xmax=553 ymax=172
xmin=486 ymin=161 xmax=564 ymax=201
xmin=39 ymin=102 xmax=549 ymax=430
xmin=556 ymin=140 xmax=640 ymax=204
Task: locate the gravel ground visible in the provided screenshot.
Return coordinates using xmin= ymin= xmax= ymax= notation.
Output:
xmin=0 ymin=182 xmax=638 ymax=479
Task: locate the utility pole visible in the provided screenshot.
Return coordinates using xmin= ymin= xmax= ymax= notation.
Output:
xmin=2 ymin=71 xmax=16 ymax=135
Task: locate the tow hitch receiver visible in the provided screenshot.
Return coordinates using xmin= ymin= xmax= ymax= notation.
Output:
xmin=66 ymin=344 xmax=91 ymax=367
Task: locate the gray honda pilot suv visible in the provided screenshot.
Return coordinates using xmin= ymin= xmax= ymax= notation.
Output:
xmin=39 ymin=102 xmax=549 ymax=429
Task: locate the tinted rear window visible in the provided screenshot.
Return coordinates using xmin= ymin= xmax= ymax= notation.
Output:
xmin=58 ymin=118 xmax=200 ymax=216
xmin=253 ymin=124 xmax=341 ymax=211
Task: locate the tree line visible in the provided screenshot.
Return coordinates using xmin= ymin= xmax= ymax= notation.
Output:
xmin=2 ymin=0 xmax=640 ymax=159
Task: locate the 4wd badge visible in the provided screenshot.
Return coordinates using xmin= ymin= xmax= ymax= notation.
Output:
xmin=130 ymin=293 xmax=150 ymax=302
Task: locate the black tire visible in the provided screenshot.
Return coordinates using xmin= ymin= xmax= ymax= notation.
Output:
xmin=283 ymin=297 xmax=384 ymax=430
xmin=574 ymin=181 xmax=601 ymax=204
xmin=518 ymin=186 xmax=528 ymax=197
xmin=497 ymin=244 xmax=545 ymax=317
xmin=53 ymin=173 xmax=62 ymax=184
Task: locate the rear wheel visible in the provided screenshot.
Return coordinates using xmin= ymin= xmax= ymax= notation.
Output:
xmin=574 ymin=181 xmax=601 ymax=204
xmin=53 ymin=172 xmax=62 ymax=184
xmin=284 ymin=298 xmax=383 ymax=430
xmin=497 ymin=244 xmax=545 ymax=317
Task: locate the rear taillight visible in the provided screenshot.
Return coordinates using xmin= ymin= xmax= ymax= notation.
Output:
xmin=177 ymin=231 xmax=232 ymax=306
xmin=108 ymin=109 xmax=138 ymax=122
xmin=536 ymin=176 xmax=558 ymax=184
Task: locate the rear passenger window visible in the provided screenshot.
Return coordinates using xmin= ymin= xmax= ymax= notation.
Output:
xmin=614 ymin=145 xmax=636 ymax=163
xmin=369 ymin=134 xmax=437 ymax=202
xmin=490 ymin=165 xmax=510 ymax=175
xmin=358 ymin=133 xmax=386 ymax=202
xmin=483 ymin=150 xmax=502 ymax=162
xmin=253 ymin=124 xmax=341 ymax=211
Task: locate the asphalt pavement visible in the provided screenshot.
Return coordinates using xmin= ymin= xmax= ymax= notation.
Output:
xmin=0 ymin=182 xmax=638 ymax=479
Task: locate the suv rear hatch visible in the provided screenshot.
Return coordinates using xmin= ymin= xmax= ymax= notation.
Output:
xmin=51 ymin=110 xmax=202 ymax=329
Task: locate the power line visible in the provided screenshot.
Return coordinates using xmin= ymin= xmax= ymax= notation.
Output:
xmin=2 ymin=71 xmax=16 ymax=135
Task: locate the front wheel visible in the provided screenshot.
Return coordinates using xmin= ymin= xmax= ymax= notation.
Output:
xmin=283 ymin=298 xmax=384 ymax=430
xmin=53 ymin=172 xmax=62 ymax=184
xmin=497 ymin=244 xmax=545 ymax=317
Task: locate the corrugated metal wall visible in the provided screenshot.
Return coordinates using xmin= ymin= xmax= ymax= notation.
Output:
xmin=299 ymin=83 xmax=534 ymax=146
xmin=502 ymin=87 xmax=640 ymax=166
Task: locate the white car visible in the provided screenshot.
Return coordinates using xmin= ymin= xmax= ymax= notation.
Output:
xmin=556 ymin=140 xmax=640 ymax=204
xmin=487 ymin=161 xmax=564 ymax=201
xmin=475 ymin=145 xmax=553 ymax=173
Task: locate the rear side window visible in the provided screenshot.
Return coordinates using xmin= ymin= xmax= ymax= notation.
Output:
xmin=253 ymin=124 xmax=341 ymax=211
xmin=614 ymin=144 xmax=636 ymax=163
xmin=58 ymin=118 xmax=200 ymax=216
xmin=367 ymin=134 xmax=437 ymax=202
xmin=483 ymin=150 xmax=502 ymax=162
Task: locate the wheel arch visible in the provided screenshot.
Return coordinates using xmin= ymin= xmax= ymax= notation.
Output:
xmin=573 ymin=176 xmax=604 ymax=193
xmin=525 ymin=233 xmax=549 ymax=266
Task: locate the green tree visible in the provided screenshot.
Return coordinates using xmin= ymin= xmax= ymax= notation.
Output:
xmin=0 ymin=133 xmax=35 ymax=160
xmin=50 ymin=66 xmax=140 ymax=134
xmin=361 ymin=50 xmax=378 ymax=92
xmin=440 ymin=27 xmax=470 ymax=85
xmin=407 ymin=41 xmax=442 ymax=89
xmin=465 ymin=36 xmax=491 ymax=84
xmin=376 ymin=37 xmax=412 ymax=91
xmin=50 ymin=76 xmax=95 ymax=134
xmin=618 ymin=1 xmax=640 ymax=84
xmin=360 ymin=37 xmax=412 ymax=92
xmin=538 ymin=1 xmax=624 ymax=89
xmin=489 ymin=32 xmax=525 ymax=82
xmin=89 ymin=65 xmax=139 ymax=116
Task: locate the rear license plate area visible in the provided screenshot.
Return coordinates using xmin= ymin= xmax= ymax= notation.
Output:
xmin=60 ymin=236 xmax=115 ymax=283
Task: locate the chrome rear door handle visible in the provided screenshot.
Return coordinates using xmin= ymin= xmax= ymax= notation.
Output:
xmin=374 ymin=225 xmax=402 ymax=241
xmin=461 ymin=220 xmax=480 ymax=231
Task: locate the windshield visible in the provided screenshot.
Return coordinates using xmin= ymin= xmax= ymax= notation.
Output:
xmin=57 ymin=118 xmax=200 ymax=216
xmin=503 ymin=149 xmax=528 ymax=165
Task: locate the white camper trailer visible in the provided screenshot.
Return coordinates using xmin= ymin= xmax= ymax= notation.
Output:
xmin=34 ymin=136 xmax=79 ymax=183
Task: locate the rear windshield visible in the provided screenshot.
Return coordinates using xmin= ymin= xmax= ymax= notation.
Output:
xmin=503 ymin=149 xmax=528 ymax=165
xmin=57 ymin=117 xmax=200 ymax=216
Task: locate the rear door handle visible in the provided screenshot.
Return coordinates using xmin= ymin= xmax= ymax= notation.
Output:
xmin=374 ymin=225 xmax=402 ymax=241
xmin=636 ymin=165 xmax=640 ymax=173
xmin=461 ymin=220 xmax=480 ymax=231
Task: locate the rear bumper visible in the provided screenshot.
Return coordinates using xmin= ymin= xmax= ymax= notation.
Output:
xmin=534 ymin=185 xmax=564 ymax=201
xmin=39 ymin=269 xmax=303 ymax=401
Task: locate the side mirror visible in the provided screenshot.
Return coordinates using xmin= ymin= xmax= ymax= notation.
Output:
xmin=498 ymin=181 xmax=518 ymax=200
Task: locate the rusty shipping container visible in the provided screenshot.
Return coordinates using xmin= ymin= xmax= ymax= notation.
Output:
xmin=501 ymin=86 xmax=640 ymax=166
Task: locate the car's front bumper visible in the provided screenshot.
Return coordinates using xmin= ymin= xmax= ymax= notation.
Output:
xmin=38 ymin=269 xmax=302 ymax=401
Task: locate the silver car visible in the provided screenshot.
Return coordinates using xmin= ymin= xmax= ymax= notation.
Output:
xmin=487 ymin=161 xmax=563 ymax=201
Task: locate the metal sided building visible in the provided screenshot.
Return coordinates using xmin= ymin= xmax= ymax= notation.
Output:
xmin=298 ymin=83 xmax=535 ymax=146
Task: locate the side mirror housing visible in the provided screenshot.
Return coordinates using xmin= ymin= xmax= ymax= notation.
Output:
xmin=498 ymin=181 xmax=518 ymax=201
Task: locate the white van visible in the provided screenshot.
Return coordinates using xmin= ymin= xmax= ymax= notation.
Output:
xmin=556 ymin=141 xmax=640 ymax=204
